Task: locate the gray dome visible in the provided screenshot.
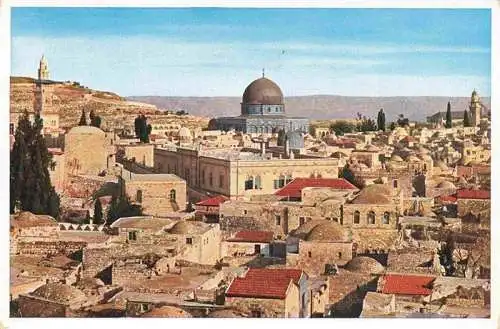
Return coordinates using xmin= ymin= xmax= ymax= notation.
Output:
xmin=344 ymin=256 xmax=385 ymax=274
xmin=242 ymin=77 xmax=283 ymax=105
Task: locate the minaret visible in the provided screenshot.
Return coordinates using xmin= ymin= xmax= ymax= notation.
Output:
xmin=38 ymin=55 xmax=50 ymax=80
xmin=470 ymin=89 xmax=481 ymax=127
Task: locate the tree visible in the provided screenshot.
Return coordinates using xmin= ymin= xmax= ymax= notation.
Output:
xmin=355 ymin=113 xmax=377 ymax=132
xmin=93 ymin=198 xmax=103 ymax=225
xmin=10 ymin=111 xmax=60 ymax=219
xmin=106 ymin=194 xmax=142 ymax=225
xmin=277 ymin=129 xmax=286 ymax=146
xmin=338 ymin=163 xmax=364 ymax=189
xmin=89 ymin=110 xmax=102 ymax=128
xmin=377 ymin=108 xmax=386 ymax=131
xmin=445 ymin=101 xmax=452 ymax=129
xmin=78 ymin=109 xmax=87 ymax=126
xmin=330 ymin=121 xmax=355 ymax=136
xmin=134 ymin=114 xmax=151 ymax=143
xmin=397 ymin=114 xmax=409 ymax=127
xmin=463 ymin=110 xmax=471 ymax=127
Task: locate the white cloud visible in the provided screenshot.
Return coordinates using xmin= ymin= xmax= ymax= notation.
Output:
xmin=11 ymin=36 xmax=490 ymax=97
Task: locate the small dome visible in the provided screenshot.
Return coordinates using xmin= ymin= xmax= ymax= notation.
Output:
xmin=142 ymin=306 xmax=192 ymax=318
xmin=407 ymin=155 xmax=421 ymax=162
xmin=32 ymin=283 xmax=86 ymax=304
xmin=168 ymin=221 xmax=193 ymax=234
xmin=242 ymin=77 xmax=284 ymax=105
xmin=437 ymin=181 xmax=456 ymax=189
xmin=390 ymin=155 xmax=403 ymax=162
xmin=305 ymin=222 xmax=346 ymax=242
xmin=351 ymin=184 xmax=392 ymax=204
xmin=365 ymin=144 xmax=380 ymax=152
xmin=67 ymin=125 xmax=105 ymax=135
xmin=344 ymin=256 xmax=385 ymax=274
xmin=209 ymin=309 xmax=244 ymax=318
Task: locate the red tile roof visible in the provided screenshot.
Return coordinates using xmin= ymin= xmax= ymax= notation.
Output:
xmin=196 ymin=195 xmax=229 ymax=207
xmin=226 ymin=231 xmax=273 ymax=243
xmin=48 ymin=148 xmax=64 ymax=156
xmin=380 ymin=274 xmax=435 ymax=296
xmin=438 ymin=194 xmax=457 ymax=203
xmin=275 ymin=178 xmax=358 ymax=199
xmin=226 ymin=268 xmax=303 ymax=299
xmin=456 ymin=189 xmax=490 ymax=200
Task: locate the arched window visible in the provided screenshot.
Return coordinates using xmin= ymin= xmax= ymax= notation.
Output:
xmin=201 ymin=170 xmax=205 ymax=185
xmin=136 ymin=190 xmax=143 ymax=203
xmin=219 ymin=174 xmax=224 ymax=188
xmin=393 ymin=180 xmax=398 ymax=188
xmin=353 ymin=211 xmax=360 ymax=224
xmin=209 ymin=172 xmax=213 ymax=186
xmin=308 ymin=251 xmax=312 ymax=258
xmin=383 ymin=212 xmax=390 ymax=224
xmin=169 ymin=189 xmax=176 ymax=202
xmin=367 ymin=211 xmax=376 ymax=225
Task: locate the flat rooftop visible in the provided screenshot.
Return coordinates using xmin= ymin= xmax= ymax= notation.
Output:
xmin=121 ymin=169 xmax=184 ymax=182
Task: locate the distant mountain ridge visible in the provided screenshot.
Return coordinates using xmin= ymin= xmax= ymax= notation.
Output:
xmin=127 ymin=95 xmax=491 ymax=122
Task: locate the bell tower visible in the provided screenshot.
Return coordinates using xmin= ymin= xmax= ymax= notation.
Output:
xmin=470 ymin=89 xmax=481 ymax=127
xmin=38 ymin=55 xmax=50 ymax=80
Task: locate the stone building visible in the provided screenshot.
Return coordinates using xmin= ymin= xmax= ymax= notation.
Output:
xmin=64 ymin=126 xmax=115 ymax=176
xmin=17 ymin=283 xmax=87 ymax=317
xmin=456 ymin=189 xmax=490 ymax=229
xmin=296 ymin=222 xmax=353 ymax=276
xmin=222 ymin=230 xmax=274 ymax=258
xmin=225 ymin=268 xmax=308 ymax=318
xmin=120 ymin=168 xmax=187 ymax=215
xmin=154 ymin=146 xmax=340 ymax=198
xmin=213 ymin=74 xmax=308 ymax=134
xmin=342 ymin=183 xmax=401 ymax=253
xmin=122 ymin=144 xmax=155 ymax=167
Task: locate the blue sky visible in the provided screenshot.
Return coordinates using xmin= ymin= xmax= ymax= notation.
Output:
xmin=11 ymin=8 xmax=491 ymax=97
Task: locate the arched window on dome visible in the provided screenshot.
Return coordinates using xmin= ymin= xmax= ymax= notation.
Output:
xmin=383 ymin=212 xmax=390 ymax=224
xmin=367 ymin=211 xmax=376 ymax=225
xmin=353 ymin=211 xmax=360 ymax=224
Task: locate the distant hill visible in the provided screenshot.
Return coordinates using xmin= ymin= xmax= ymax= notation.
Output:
xmin=127 ymin=95 xmax=491 ymax=122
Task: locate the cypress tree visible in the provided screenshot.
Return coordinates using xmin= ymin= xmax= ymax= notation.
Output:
xmin=463 ymin=110 xmax=471 ymax=127
xmin=78 ymin=109 xmax=87 ymax=126
xmin=107 ymin=194 xmax=119 ymax=224
xmin=377 ymin=108 xmax=386 ymax=131
xmin=90 ymin=110 xmax=102 ymax=128
xmin=134 ymin=115 xmax=142 ymax=138
xmin=445 ymin=101 xmax=452 ymax=128
xmin=10 ymin=112 xmax=60 ymax=219
xmin=94 ymin=198 xmax=103 ymax=225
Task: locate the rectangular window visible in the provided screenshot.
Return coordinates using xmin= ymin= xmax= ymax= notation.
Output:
xmin=128 ymin=231 xmax=137 ymax=241
xmin=186 ymin=237 xmax=193 ymax=245
xmin=219 ymin=174 xmax=224 ymax=188
xmin=275 ymin=215 xmax=281 ymax=226
xmin=299 ymin=217 xmax=305 ymax=225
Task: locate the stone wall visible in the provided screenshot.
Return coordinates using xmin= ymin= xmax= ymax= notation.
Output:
xmin=17 ymin=295 xmax=68 ymax=317
xmin=15 ymin=240 xmax=87 ymax=257
xmin=351 ymin=228 xmax=399 ymax=253
xmin=123 ymin=144 xmax=154 ymax=167
xmin=124 ymin=178 xmax=187 ymax=215
xmin=64 ymin=127 xmax=109 ymax=176
xmin=225 ymin=296 xmax=286 ymax=317
xmin=222 ymin=241 xmax=271 ymax=258
xmin=297 ymin=241 xmax=353 ymax=276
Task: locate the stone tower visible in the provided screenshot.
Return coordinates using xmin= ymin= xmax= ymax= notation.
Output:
xmin=38 ymin=55 xmax=50 ymax=80
xmin=470 ymin=89 xmax=481 ymax=127
xmin=33 ymin=55 xmax=59 ymax=134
